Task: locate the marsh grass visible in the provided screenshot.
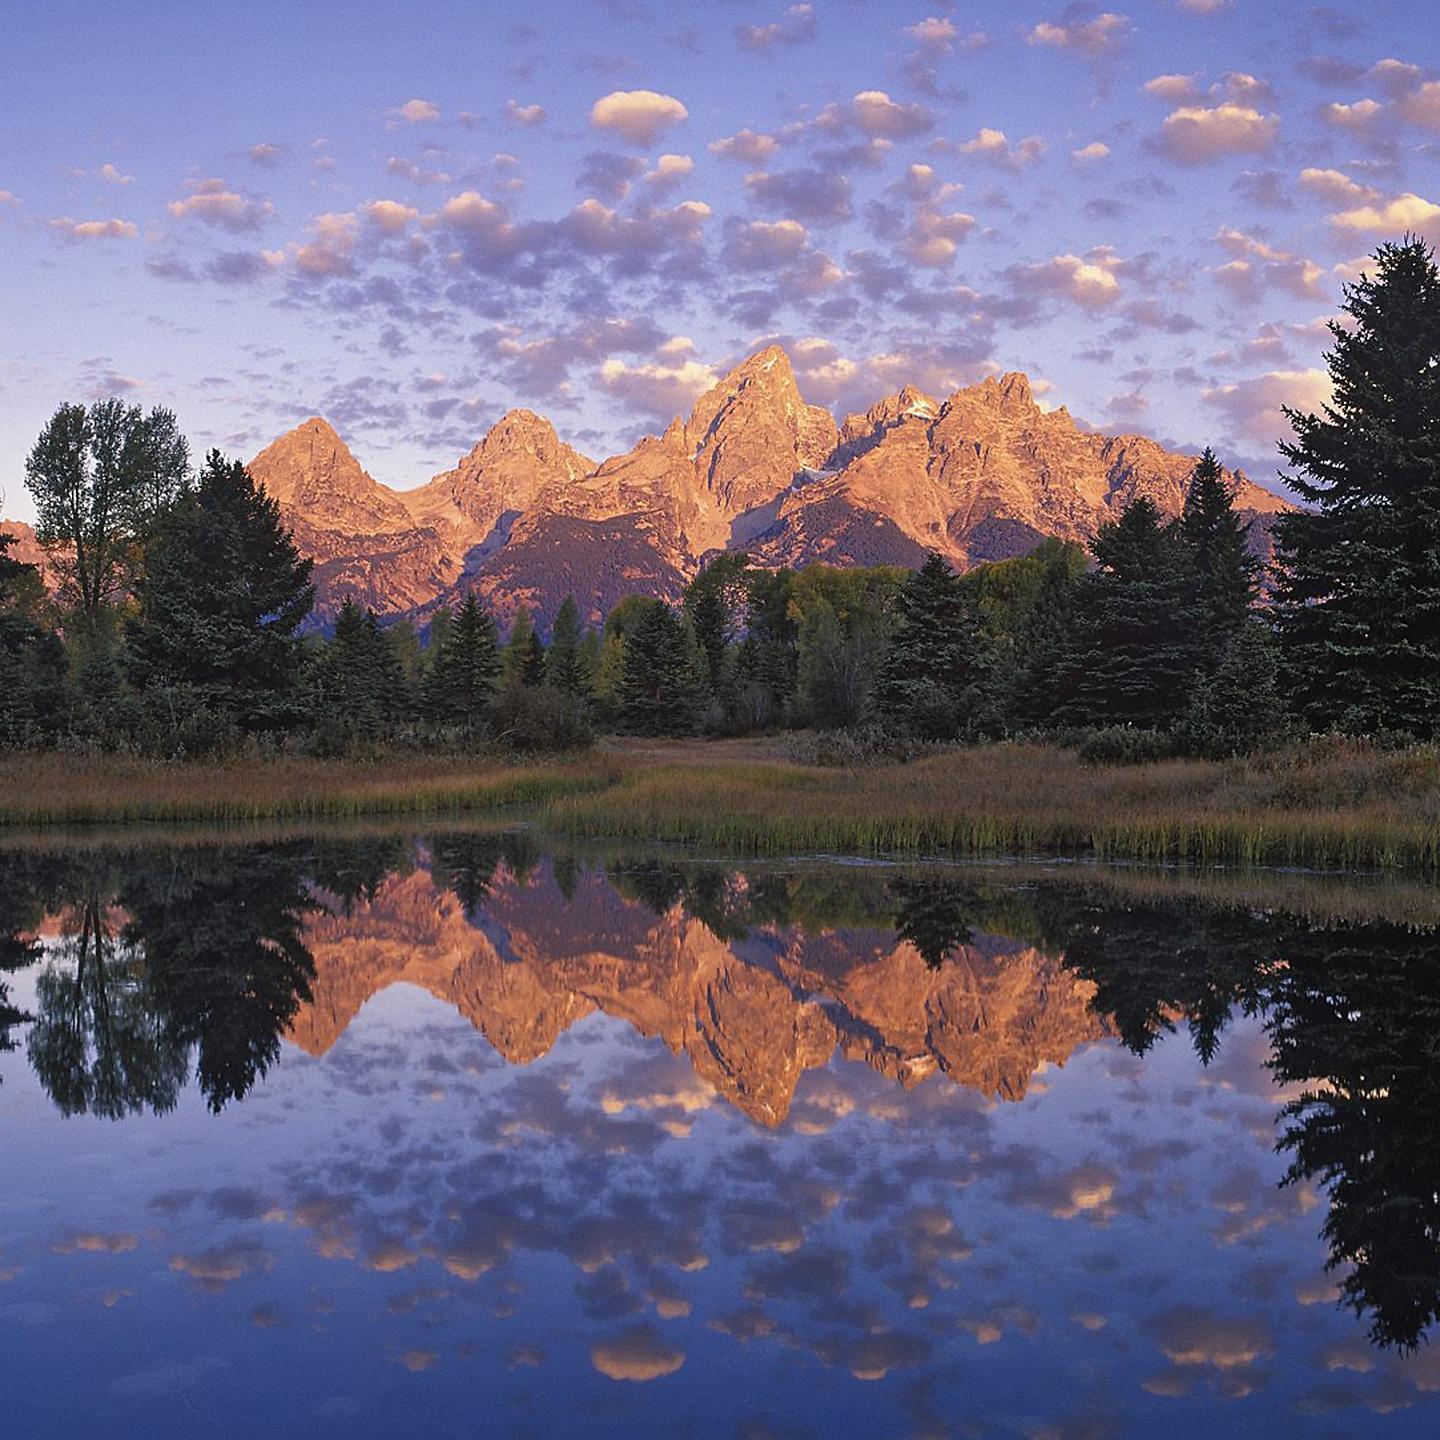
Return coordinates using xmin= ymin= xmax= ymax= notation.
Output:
xmin=2 ymin=737 xmax=1437 ymax=873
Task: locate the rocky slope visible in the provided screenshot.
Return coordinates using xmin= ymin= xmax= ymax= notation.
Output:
xmin=286 ymin=860 xmax=1107 ymax=1127
xmin=248 ymin=347 xmax=1288 ymax=629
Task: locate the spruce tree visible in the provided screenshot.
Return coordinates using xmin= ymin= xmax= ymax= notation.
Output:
xmin=126 ymin=450 xmax=314 ymax=732
xmin=1180 ymin=447 xmax=1258 ymax=662
xmin=1272 ymin=238 xmax=1440 ymax=737
xmin=313 ymin=599 xmax=407 ymax=739
xmin=546 ymin=595 xmax=589 ymax=696
xmin=0 ymin=532 xmax=66 ymax=745
xmin=502 ymin=606 xmax=543 ymax=689
xmin=424 ymin=593 xmax=501 ymax=727
xmin=874 ymin=553 xmax=993 ymax=739
xmin=1179 ymin=620 xmax=1290 ymax=758
xmin=683 ymin=552 xmax=751 ymax=706
xmin=616 ymin=600 xmax=704 ymax=736
xmin=1050 ymin=499 xmax=1202 ymax=731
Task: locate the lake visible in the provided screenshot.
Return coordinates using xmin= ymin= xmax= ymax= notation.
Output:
xmin=2 ymin=833 xmax=1438 ymax=1437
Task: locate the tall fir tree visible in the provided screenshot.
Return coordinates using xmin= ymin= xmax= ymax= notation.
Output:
xmin=1180 ymin=447 xmax=1258 ymax=663
xmin=683 ymin=552 xmax=751 ymax=708
xmin=0 ymin=532 xmax=66 ymax=745
xmin=545 ymin=595 xmax=589 ymax=696
xmin=1050 ymin=499 xmax=1203 ymax=731
xmin=501 ymin=606 xmax=544 ymax=689
xmin=126 ymin=451 xmax=314 ymax=731
xmin=616 ymin=600 xmax=705 ymax=736
xmin=424 ymin=592 xmax=501 ymax=726
xmin=874 ymin=553 xmax=993 ymax=739
xmin=1272 ymin=239 xmax=1440 ymax=737
xmin=312 ymin=598 xmax=408 ymax=739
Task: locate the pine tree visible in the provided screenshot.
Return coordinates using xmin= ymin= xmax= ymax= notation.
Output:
xmin=0 ymin=533 xmax=66 ymax=746
xmin=874 ymin=553 xmax=993 ymax=739
xmin=546 ymin=595 xmax=589 ymax=696
xmin=424 ymin=593 xmax=501 ymax=727
xmin=1272 ymin=238 xmax=1440 ymax=737
xmin=126 ymin=450 xmax=314 ymax=731
xmin=616 ymin=600 xmax=705 ymax=736
xmin=1179 ymin=620 xmax=1290 ymax=758
xmin=502 ymin=606 xmax=544 ymax=689
xmin=1050 ymin=499 xmax=1203 ymax=731
xmin=1181 ymin=447 xmax=1258 ymax=663
xmin=683 ymin=552 xmax=751 ymax=706
xmin=313 ymin=598 xmax=407 ymax=739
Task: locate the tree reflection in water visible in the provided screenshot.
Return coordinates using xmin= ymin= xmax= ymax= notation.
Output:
xmin=1 ymin=839 xmax=1438 ymax=1350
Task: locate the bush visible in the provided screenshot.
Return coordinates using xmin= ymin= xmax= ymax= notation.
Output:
xmin=784 ymin=724 xmax=944 ymax=768
xmin=486 ymin=686 xmax=593 ymax=754
xmin=1077 ymin=726 xmax=1175 ymax=766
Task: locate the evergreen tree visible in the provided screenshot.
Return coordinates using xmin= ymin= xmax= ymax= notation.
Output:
xmin=1180 ymin=447 xmax=1257 ymax=662
xmin=874 ymin=553 xmax=993 ymax=739
xmin=126 ymin=450 xmax=314 ymax=732
xmin=502 ymin=606 xmax=544 ymax=689
xmin=1179 ymin=620 xmax=1290 ymax=758
xmin=1272 ymin=238 xmax=1440 ymax=737
xmin=0 ymin=533 xmax=66 ymax=745
xmin=683 ymin=552 xmax=751 ymax=707
xmin=424 ymin=593 xmax=500 ymax=727
xmin=1011 ymin=546 xmax=1084 ymax=729
xmin=312 ymin=598 xmax=407 ymax=740
xmin=730 ymin=567 xmax=796 ymax=729
xmin=546 ymin=595 xmax=589 ymax=696
xmin=24 ymin=398 xmax=190 ymax=631
xmin=616 ymin=600 xmax=705 ymax=736
xmin=1050 ymin=500 xmax=1202 ymax=731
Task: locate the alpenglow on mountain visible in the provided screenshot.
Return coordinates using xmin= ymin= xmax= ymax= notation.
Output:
xmin=245 ymin=346 xmax=1288 ymax=629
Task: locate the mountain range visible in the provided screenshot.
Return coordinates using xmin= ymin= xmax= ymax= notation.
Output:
xmin=247 ymin=346 xmax=1288 ymax=629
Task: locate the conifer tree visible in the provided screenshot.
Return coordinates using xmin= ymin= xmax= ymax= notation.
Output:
xmin=1050 ymin=499 xmax=1202 ymax=731
xmin=1272 ymin=238 xmax=1440 ymax=737
xmin=0 ymin=533 xmax=66 ymax=745
xmin=313 ymin=598 xmax=407 ymax=739
xmin=616 ymin=600 xmax=705 ymax=736
xmin=683 ymin=552 xmax=751 ymax=705
xmin=1179 ymin=620 xmax=1290 ymax=758
xmin=126 ymin=451 xmax=313 ymax=731
xmin=502 ymin=606 xmax=543 ymax=689
xmin=1180 ymin=447 xmax=1257 ymax=662
xmin=546 ymin=595 xmax=589 ymax=696
xmin=874 ymin=553 xmax=993 ymax=739
xmin=424 ymin=592 xmax=500 ymax=726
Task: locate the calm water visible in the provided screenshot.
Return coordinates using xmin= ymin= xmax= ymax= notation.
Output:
xmin=2 ymin=835 xmax=1438 ymax=1438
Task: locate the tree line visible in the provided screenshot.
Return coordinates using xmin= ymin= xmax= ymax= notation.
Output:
xmin=6 ymin=238 xmax=1438 ymax=758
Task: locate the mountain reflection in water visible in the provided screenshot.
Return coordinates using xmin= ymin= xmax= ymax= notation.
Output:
xmin=2 ymin=836 xmax=1438 ymax=1439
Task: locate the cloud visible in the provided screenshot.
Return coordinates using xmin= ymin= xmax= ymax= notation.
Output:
xmin=644 ymin=154 xmax=694 ymax=196
xmin=1145 ymin=73 xmax=1202 ymax=103
xmin=292 ymin=211 xmax=360 ymax=277
xmin=745 ymin=168 xmax=852 ymax=225
xmin=589 ymin=90 xmax=689 ymax=147
xmin=1073 ymin=141 xmax=1111 ymax=162
xmin=1398 ymin=81 xmax=1440 ymax=130
xmin=905 ymin=207 xmax=976 ymax=265
xmin=1174 ymin=0 xmax=1232 ymax=10
xmin=168 ymin=1243 xmax=274 ymax=1291
xmin=51 ymin=1232 xmax=138 ymax=1254
xmin=903 ymin=16 xmax=985 ymax=51
xmin=92 ymin=163 xmax=134 ymax=185
xmin=598 ymin=343 xmax=719 ymax=419
xmin=49 ymin=216 xmax=137 ymax=240
xmin=709 ymin=129 xmax=782 ymax=165
xmin=167 ymin=178 xmax=274 ymax=232
xmin=390 ymin=98 xmax=441 ymax=124
xmin=576 ymin=150 xmax=645 ymax=202
xmin=1298 ymin=167 xmax=1379 ymax=205
xmin=1320 ymin=98 xmax=1384 ymax=131
xmin=1027 ymin=11 xmax=1131 ymax=56
xmin=1203 ymin=367 xmax=1331 ymax=442
xmin=249 ymin=143 xmax=282 ymax=167
xmin=385 ymin=156 xmax=452 ymax=187
xmin=504 ymin=100 xmax=547 ymax=127
xmin=819 ymin=90 xmax=933 ymax=140
xmin=206 ymin=250 xmax=286 ymax=284
xmin=1153 ymin=1306 xmax=1273 ymax=1371
xmin=1329 ymin=191 xmax=1440 ymax=243
xmin=737 ymin=4 xmax=817 ymax=51
xmin=1212 ymin=229 xmax=1327 ymax=302
xmin=849 ymin=1331 xmax=931 ymax=1380
xmin=1152 ymin=104 xmax=1278 ymax=164
xmin=590 ymin=1323 xmax=685 ymax=1381
xmin=723 ymin=218 xmax=811 ymax=268
xmin=364 ymin=200 xmax=420 ymax=235
xmin=955 ymin=127 xmax=1047 ymax=169
xmin=1008 ymin=249 xmax=1125 ymax=309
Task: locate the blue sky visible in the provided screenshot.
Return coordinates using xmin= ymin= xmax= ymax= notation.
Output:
xmin=2 ymin=0 xmax=1437 ymax=520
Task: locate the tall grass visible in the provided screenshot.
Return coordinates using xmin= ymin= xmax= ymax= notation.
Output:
xmin=2 ymin=738 xmax=1437 ymax=873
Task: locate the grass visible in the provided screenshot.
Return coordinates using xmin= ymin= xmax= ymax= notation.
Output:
xmin=2 ymin=736 xmax=1437 ymax=873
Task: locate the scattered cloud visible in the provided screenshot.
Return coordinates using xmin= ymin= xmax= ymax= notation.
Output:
xmin=167 ymin=178 xmax=275 ymax=231
xmin=745 ymin=167 xmax=853 ymax=225
xmin=597 ymin=338 xmax=718 ymax=418
xmin=709 ymin=129 xmax=782 ymax=165
xmin=1203 ymin=366 xmax=1331 ymax=442
xmin=49 ymin=216 xmax=137 ymax=240
xmin=1298 ymin=167 xmax=1379 ymax=205
xmin=1212 ymin=229 xmax=1327 ymax=302
xmin=818 ymin=90 xmax=933 ymax=140
xmin=1073 ymin=141 xmax=1111 ymax=162
xmin=955 ymin=127 xmax=1047 ymax=169
xmin=1319 ymin=98 xmax=1384 ymax=131
xmin=248 ymin=142 xmax=282 ymax=167
xmin=1398 ymin=81 xmax=1440 ymax=130
xmin=1008 ymin=248 xmax=1126 ymax=309
xmin=1329 ymin=191 xmax=1440 ymax=242
xmin=1027 ymin=11 xmax=1131 ymax=56
xmin=737 ymin=4 xmax=817 ymax=51
xmin=504 ymin=100 xmax=547 ymax=127
xmin=589 ymin=90 xmax=689 ymax=147
xmin=1152 ymin=104 xmax=1278 ymax=164
xmin=643 ymin=154 xmax=694 ymax=196
xmin=590 ymin=1324 xmax=685 ymax=1381
xmin=390 ymin=98 xmax=441 ymax=124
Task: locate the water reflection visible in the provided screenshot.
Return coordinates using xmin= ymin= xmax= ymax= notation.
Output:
xmin=2 ymin=837 xmax=1438 ymax=1436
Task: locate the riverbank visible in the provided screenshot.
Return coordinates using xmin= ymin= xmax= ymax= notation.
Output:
xmin=3 ymin=737 xmax=1437 ymax=871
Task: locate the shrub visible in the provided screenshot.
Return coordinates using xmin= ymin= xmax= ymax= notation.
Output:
xmin=784 ymin=724 xmax=943 ymax=768
xmin=486 ymin=686 xmax=593 ymax=755
xmin=1077 ymin=726 xmax=1174 ymax=766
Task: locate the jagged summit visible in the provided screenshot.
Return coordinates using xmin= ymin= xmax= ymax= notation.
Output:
xmin=245 ymin=345 xmax=1289 ymax=628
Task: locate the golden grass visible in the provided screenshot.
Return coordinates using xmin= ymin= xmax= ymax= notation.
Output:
xmin=3 ymin=737 xmax=1437 ymax=873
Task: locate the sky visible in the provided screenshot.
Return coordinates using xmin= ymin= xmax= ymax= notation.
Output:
xmin=1 ymin=0 xmax=1438 ymax=522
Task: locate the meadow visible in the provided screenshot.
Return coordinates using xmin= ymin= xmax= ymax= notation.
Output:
xmin=4 ymin=735 xmax=1438 ymax=873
